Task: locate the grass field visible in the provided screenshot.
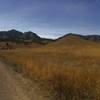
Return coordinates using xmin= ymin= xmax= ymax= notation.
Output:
xmin=0 ymin=36 xmax=100 ymax=100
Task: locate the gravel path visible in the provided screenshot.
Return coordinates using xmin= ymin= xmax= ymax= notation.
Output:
xmin=0 ymin=62 xmax=51 ymax=100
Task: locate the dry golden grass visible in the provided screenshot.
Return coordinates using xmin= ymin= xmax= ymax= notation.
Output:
xmin=0 ymin=37 xmax=100 ymax=100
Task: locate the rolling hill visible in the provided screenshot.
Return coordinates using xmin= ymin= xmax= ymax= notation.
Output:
xmin=41 ymin=33 xmax=100 ymax=54
xmin=54 ymin=33 xmax=100 ymax=46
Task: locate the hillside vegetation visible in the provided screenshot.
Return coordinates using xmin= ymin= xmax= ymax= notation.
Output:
xmin=0 ymin=34 xmax=100 ymax=100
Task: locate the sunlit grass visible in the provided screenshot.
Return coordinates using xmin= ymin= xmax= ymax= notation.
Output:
xmin=0 ymin=41 xmax=100 ymax=99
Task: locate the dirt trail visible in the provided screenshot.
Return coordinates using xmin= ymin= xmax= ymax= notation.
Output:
xmin=0 ymin=62 xmax=52 ymax=100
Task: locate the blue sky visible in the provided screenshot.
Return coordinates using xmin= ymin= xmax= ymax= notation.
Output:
xmin=0 ymin=0 xmax=100 ymax=38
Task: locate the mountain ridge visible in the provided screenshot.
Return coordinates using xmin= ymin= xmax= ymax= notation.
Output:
xmin=0 ymin=29 xmax=54 ymax=44
xmin=0 ymin=30 xmax=100 ymax=45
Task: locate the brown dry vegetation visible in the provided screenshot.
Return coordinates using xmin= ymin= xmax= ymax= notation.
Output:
xmin=0 ymin=36 xmax=100 ymax=100
xmin=0 ymin=42 xmax=42 ymax=50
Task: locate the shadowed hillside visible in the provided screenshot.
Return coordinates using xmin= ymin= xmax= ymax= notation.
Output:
xmin=0 ymin=29 xmax=53 ymax=43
